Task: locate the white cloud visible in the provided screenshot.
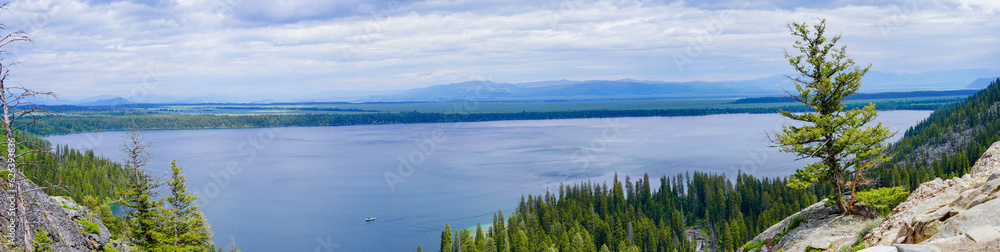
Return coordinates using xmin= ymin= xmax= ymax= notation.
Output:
xmin=0 ymin=0 xmax=996 ymax=99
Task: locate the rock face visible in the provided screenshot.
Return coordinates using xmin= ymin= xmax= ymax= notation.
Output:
xmin=739 ymin=200 xmax=879 ymax=252
xmin=864 ymin=141 xmax=1000 ymax=248
xmin=743 ymin=141 xmax=1000 ymax=252
xmin=0 ymin=179 xmax=123 ymax=251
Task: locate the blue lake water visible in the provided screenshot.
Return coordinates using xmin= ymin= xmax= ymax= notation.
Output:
xmin=43 ymin=111 xmax=931 ymax=251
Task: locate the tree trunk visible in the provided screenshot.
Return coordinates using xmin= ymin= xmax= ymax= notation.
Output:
xmin=834 ymin=178 xmax=848 ymax=214
xmin=4 ymin=101 xmax=32 ymax=250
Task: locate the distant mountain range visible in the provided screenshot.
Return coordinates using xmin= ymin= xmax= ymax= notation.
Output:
xmin=36 ymin=68 xmax=1000 ymax=105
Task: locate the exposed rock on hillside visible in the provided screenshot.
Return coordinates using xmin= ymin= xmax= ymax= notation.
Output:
xmin=0 ymin=179 xmax=123 ymax=251
xmin=743 ymin=141 xmax=1000 ymax=252
xmin=864 ymin=141 xmax=1000 ymax=249
xmin=739 ymin=200 xmax=879 ymax=252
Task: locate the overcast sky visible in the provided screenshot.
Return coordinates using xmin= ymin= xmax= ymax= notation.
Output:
xmin=3 ymin=0 xmax=999 ymax=100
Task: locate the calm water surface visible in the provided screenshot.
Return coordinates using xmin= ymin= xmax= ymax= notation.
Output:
xmin=44 ymin=111 xmax=931 ymax=251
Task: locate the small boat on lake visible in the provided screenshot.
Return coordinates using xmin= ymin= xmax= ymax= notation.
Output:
xmin=365 ymin=217 xmax=376 ymax=221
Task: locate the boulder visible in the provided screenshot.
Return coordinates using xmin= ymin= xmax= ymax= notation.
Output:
xmin=857 ymin=246 xmax=898 ymax=252
xmin=739 ymin=199 xmax=878 ymax=252
xmin=892 ymin=244 xmax=942 ymax=252
xmin=806 ymin=241 xmax=831 ymax=250
xmin=964 ymin=226 xmax=1000 ymax=243
xmin=866 ymin=141 xmax=1000 ymax=246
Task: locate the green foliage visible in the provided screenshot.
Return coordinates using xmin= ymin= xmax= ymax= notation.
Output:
xmin=854 ymin=187 xmax=909 ymax=216
xmin=77 ymin=218 xmax=101 ymax=234
xmin=33 ymin=228 xmax=54 ymax=252
xmin=102 ymin=245 xmax=118 ymax=252
xmin=742 ymin=241 xmax=764 ymax=251
xmin=850 ymin=243 xmax=865 ymax=252
xmin=124 ymin=167 xmax=165 ymax=250
xmin=434 ymin=171 xmax=825 ymax=252
xmin=158 ymin=160 xmax=217 ymax=251
xmin=850 ymin=219 xmax=880 ymax=251
xmin=874 ymin=78 xmax=1000 ymax=190
xmin=773 ymin=19 xmax=894 ymax=212
xmin=19 ymin=139 xmax=132 ymax=204
xmin=786 ymin=215 xmax=804 ymax=231
xmin=0 ymin=132 xmax=132 ymax=248
xmin=25 ymin=101 xmax=946 ymax=136
xmin=80 ymin=195 xmax=125 ymax=239
xmin=441 ymin=223 xmax=453 ymax=252
xmin=733 ymin=90 xmax=977 ymax=104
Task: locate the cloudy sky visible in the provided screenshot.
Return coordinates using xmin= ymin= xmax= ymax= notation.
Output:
xmin=3 ymin=0 xmax=999 ymax=100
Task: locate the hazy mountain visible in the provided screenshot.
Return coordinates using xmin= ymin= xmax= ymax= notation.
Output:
xmin=76 ymin=97 xmax=134 ymax=106
xmin=35 ymin=68 xmax=999 ymax=105
xmin=859 ymin=69 xmax=999 ymax=92
xmin=967 ymin=77 xmax=1000 ymax=89
xmin=375 ymin=76 xmax=791 ymax=101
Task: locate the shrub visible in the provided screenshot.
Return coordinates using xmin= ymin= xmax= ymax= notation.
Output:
xmin=77 ymin=218 xmax=101 ymax=234
xmin=855 ymin=186 xmax=909 ymax=216
xmin=787 ymin=215 xmax=805 ymax=231
xmin=34 ymin=228 xmax=54 ymax=252
xmin=742 ymin=241 xmax=764 ymax=251
xmin=102 ymin=245 xmax=118 ymax=252
xmin=850 ymin=219 xmax=880 ymax=251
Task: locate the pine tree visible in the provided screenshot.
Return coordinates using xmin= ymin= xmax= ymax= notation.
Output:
xmin=513 ymin=230 xmax=528 ymax=252
xmin=160 ymin=160 xmax=215 ymax=251
xmin=121 ymin=122 xmax=167 ymax=251
xmin=441 ymin=223 xmax=453 ymax=252
xmin=474 ymin=224 xmax=486 ymax=251
xmin=32 ymin=228 xmax=53 ymax=252
xmin=771 ymin=18 xmax=894 ymax=213
xmin=124 ymin=167 xmax=164 ymax=250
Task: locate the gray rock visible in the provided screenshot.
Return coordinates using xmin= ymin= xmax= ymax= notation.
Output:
xmin=806 ymin=241 xmax=831 ymax=250
xmin=867 ymin=141 xmax=1000 ymax=246
xmin=738 ymin=199 xmax=878 ymax=252
xmin=0 ymin=180 xmax=123 ymax=251
xmin=965 ymin=225 xmax=1000 ymax=243
xmin=929 ymin=196 xmax=1000 ymax=241
xmin=892 ymin=244 xmax=942 ymax=252
xmin=856 ymin=246 xmax=898 ymax=252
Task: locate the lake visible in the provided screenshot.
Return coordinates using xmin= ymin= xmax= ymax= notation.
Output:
xmin=44 ymin=111 xmax=931 ymax=251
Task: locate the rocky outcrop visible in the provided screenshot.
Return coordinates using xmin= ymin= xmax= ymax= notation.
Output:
xmin=743 ymin=141 xmax=1000 ymax=252
xmin=0 ymin=179 xmax=124 ymax=251
xmin=864 ymin=141 xmax=1000 ymax=248
xmin=739 ymin=200 xmax=879 ymax=252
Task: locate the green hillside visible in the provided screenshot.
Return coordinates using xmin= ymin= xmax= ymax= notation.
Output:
xmin=422 ymin=78 xmax=1000 ymax=252
xmin=874 ymin=78 xmax=1000 ymax=190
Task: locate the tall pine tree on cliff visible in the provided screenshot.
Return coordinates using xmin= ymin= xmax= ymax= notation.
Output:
xmin=771 ymin=19 xmax=895 ymax=214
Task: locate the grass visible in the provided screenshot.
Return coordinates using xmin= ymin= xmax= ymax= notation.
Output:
xmin=849 ymin=219 xmax=881 ymax=251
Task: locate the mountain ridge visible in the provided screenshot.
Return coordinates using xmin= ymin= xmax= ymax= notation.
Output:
xmin=38 ymin=69 xmax=1000 ymax=105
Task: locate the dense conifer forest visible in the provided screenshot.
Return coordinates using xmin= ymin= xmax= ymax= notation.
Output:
xmin=425 ymin=172 xmax=826 ymax=252
xmin=872 ymin=78 xmax=1000 ymax=190
xmin=26 ymin=100 xmax=947 ymax=136
xmin=424 ymin=78 xmax=1000 ymax=252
